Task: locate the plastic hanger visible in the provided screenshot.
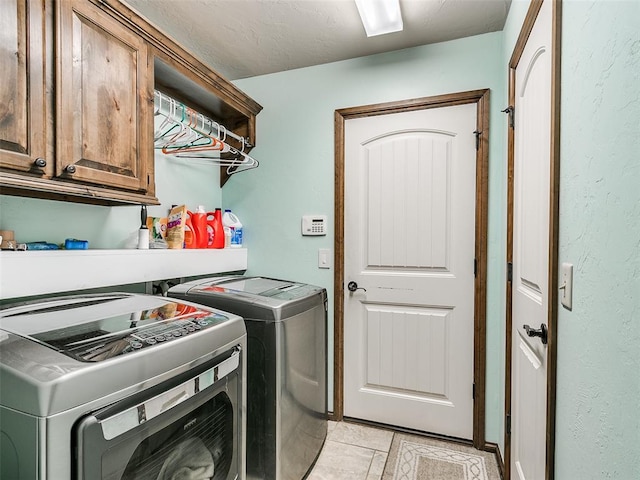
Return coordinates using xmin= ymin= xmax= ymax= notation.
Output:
xmin=153 ymin=90 xmax=259 ymax=174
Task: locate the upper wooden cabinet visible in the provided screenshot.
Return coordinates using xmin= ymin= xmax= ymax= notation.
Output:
xmin=56 ymin=0 xmax=154 ymax=194
xmin=0 ymin=0 xmax=49 ymax=176
xmin=0 ymin=0 xmax=261 ymax=205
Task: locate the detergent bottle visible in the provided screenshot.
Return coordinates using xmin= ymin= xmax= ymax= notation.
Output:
xmin=206 ymin=208 xmax=225 ymax=249
xmin=187 ymin=205 xmax=208 ymax=248
xmin=222 ymin=209 xmax=243 ymax=248
xmin=184 ymin=216 xmax=197 ymax=249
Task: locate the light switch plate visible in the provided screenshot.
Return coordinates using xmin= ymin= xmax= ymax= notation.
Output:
xmin=560 ymin=262 xmax=573 ymax=310
xmin=318 ymin=248 xmax=331 ymax=269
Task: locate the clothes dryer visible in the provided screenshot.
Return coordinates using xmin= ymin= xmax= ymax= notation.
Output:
xmin=168 ymin=276 xmax=327 ymax=480
xmin=0 ymin=292 xmax=246 ymax=480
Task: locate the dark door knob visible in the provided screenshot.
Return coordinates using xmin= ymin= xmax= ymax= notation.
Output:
xmin=523 ymin=323 xmax=548 ymax=345
xmin=65 ymin=164 xmax=77 ymax=174
xmin=347 ymin=281 xmax=366 ymax=293
xmin=33 ymin=158 xmax=47 ymax=168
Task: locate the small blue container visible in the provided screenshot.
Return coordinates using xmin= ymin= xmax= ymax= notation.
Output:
xmin=25 ymin=242 xmax=58 ymax=250
xmin=65 ymin=238 xmax=89 ymax=250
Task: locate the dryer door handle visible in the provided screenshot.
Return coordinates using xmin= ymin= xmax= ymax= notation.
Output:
xmin=99 ymin=348 xmax=240 ymax=440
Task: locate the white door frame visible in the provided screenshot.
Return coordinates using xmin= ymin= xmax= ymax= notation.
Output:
xmin=334 ymin=89 xmax=490 ymax=450
xmin=504 ymin=1 xmax=561 ymax=479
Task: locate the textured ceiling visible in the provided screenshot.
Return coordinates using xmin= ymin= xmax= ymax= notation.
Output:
xmin=124 ymin=0 xmax=511 ymax=81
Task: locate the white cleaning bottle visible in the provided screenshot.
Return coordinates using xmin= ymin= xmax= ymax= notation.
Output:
xmin=222 ymin=209 xmax=243 ymax=248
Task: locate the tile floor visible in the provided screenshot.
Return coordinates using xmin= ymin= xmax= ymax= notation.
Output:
xmin=307 ymin=421 xmax=501 ymax=480
xmin=307 ymin=421 xmax=394 ymax=480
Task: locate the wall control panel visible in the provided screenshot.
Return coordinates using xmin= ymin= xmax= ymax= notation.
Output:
xmin=302 ymin=215 xmax=328 ymax=236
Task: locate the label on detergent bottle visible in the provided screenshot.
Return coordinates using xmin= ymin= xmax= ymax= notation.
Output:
xmin=230 ymin=227 xmax=243 ymax=247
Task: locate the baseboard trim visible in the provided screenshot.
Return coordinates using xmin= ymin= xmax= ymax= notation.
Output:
xmin=483 ymin=441 xmax=505 ymax=479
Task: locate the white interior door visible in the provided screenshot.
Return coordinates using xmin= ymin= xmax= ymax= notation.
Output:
xmin=343 ymin=104 xmax=477 ymax=439
xmin=511 ymin=0 xmax=553 ymax=478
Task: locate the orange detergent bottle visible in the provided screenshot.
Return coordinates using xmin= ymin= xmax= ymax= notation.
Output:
xmin=206 ymin=208 xmax=225 ymax=249
xmin=187 ymin=205 xmax=208 ymax=248
xmin=184 ymin=216 xmax=197 ymax=248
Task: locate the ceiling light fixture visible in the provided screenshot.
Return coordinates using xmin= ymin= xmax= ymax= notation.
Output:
xmin=354 ymin=0 xmax=404 ymax=37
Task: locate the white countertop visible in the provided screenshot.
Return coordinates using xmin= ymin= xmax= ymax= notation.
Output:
xmin=0 ymin=248 xmax=247 ymax=300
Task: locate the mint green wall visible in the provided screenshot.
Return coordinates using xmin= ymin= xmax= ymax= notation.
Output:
xmin=230 ymin=32 xmax=507 ymax=445
xmin=503 ymin=0 xmax=532 ymax=56
xmin=556 ymin=1 xmax=640 ymax=477
xmin=0 ymin=154 xmax=222 ymax=249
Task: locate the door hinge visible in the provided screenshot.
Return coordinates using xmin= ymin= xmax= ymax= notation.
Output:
xmin=502 ymin=106 xmax=515 ymax=129
xmin=472 ymin=383 xmax=476 ymax=400
xmin=506 ymin=413 xmax=511 ymax=435
xmin=507 ymin=262 xmax=513 ymax=283
xmin=473 ymin=130 xmax=482 ymax=150
xmin=474 ymin=258 xmax=478 ymax=277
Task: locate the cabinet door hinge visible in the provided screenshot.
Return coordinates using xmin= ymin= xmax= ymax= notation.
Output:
xmin=506 ymin=413 xmax=511 ymax=435
xmin=472 ymin=383 xmax=476 ymax=400
xmin=507 ymin=262 xmax=513 ymax=283
xmin=474 ymin=258 xmax=478 ymax=277
xmin=502 ymin=106 xmax=515 ymax=129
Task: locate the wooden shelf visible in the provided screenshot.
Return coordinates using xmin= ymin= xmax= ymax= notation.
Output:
xmin=0 ymin=248 xmax=247 ymax=300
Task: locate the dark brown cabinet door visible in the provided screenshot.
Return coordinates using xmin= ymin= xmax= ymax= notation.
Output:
xmin=0 ymin=0 xmax=49 ymax=176
xmin=56 ymin=0 xmax=153 ymax=194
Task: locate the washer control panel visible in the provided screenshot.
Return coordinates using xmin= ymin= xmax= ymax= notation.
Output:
xmin=17 ymin=299 xmax=233 ymax=363
xmin=64 ymin=312 xmax=230 ymax=362
xmin=130 ymin=315 xmax=225 ymax=347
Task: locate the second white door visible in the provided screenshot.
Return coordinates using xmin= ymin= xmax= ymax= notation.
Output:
xmin=343 ymin=103 xmax=477 ymax=439
xmin=510 ymin=0 xmax=554 ymax=478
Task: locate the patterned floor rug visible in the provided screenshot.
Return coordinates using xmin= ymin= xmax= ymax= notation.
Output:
xmin=382 ymin=434 xmax=501 ymax=480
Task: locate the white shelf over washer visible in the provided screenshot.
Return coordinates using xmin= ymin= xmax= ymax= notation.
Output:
xmin=0 ymin=248 xmax=248 ymax=300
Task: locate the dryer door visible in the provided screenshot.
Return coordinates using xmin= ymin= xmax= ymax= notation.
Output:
xmin=74 ymin=348 xmax=241 ymax=480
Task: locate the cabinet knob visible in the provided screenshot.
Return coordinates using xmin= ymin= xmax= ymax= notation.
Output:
xmin=65 ymin=165 xmax=77 ymax=174
xmin=33 ymin=158 xmax=47 ymax=168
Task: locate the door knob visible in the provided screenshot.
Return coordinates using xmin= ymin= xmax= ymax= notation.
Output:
xmin=523 ymin=323 xmax=548 ymax=345
xmin=65 ymin=164 xmax=77 ymax=174
xmin=33 ymin=158 xmax=47 ymax=168
xmin=347 ymin=281 xmax=366 ymax=293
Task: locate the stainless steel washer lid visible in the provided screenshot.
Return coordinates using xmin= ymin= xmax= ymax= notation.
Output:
xmin=168 ymin=276 xmax=327 ymax=321
xmin=0 ymin=293 xmax=246 ymax=416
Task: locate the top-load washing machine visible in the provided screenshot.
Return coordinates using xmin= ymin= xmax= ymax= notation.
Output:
xmin=0 ymin=292 xmax=247 ymax=480
xmin=168 ymin=276 xmax=327 ymax=480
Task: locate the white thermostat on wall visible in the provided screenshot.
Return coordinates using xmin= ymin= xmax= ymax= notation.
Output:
xmin=302 ymin=215 xmax=328 ymax=236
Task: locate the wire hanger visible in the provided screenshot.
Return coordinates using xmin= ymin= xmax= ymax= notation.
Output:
xmin=153 ymin=91 xmax=259 ymax=175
